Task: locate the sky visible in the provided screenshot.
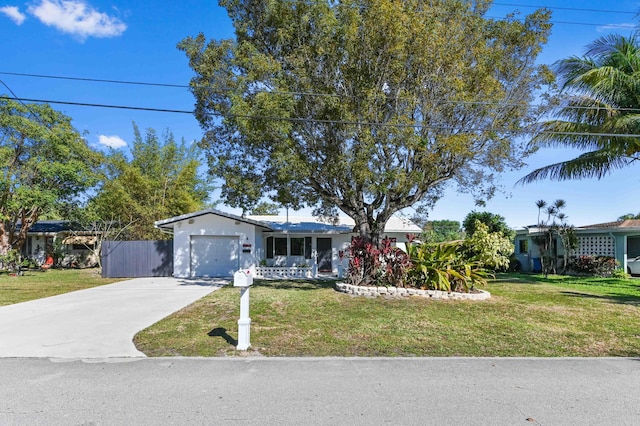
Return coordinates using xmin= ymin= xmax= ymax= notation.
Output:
xmin=1 ymin=0 xmax=640 ymax=229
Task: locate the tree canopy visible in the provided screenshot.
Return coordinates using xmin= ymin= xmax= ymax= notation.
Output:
xmin=423 ymin=220 xmax=464 ymax=243
xmin=0 ymin=98 xmax=101 ymax=255
xmin=520 ymin=33 xmax=640 ymax=183
xmin=180 ymin=0 xmax=551 ymax=242
xmin=88 ymin=124 xmax=211 ymax=240
xmin=463 ymin=211 xmax=513 ymax=239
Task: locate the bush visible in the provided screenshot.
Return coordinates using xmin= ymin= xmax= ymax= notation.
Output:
xmin=347 ymin=237 xmax=411 ymax=287
xmin=405 ymin=239 xmax=490 ymax=292
xmin=571 ymin=255 xmax=619 ymax=277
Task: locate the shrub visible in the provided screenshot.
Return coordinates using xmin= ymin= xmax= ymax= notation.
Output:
xmin=405 ymin=240 xmax=490 ymax=292
xmin=346 ymin=237 xmax=411 ymax=287
xmin=571 ymin=255 xmax=619 ymax=277
xmin=463 ymin=221 xmax=513 ymax=271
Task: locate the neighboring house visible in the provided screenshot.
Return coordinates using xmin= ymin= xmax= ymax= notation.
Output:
xmin=18 ymin=220 xmax=100 ymax=268
xmin=514 ymin=219 xmax=640 ymax=273
xmin=154 ymin=209 xmax=422 ymax=278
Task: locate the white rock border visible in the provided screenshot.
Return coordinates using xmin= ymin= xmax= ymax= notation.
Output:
xmin=335 ymin=282 xmax=491 ymax=300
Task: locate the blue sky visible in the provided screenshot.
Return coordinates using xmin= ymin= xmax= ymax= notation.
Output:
xmin=1 ymin=0 xmax=640 ymax=229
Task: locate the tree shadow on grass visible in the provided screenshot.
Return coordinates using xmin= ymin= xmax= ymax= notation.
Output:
xmin=208 ymin=327 xmax=238 ymax=346
xmin=560 ymin=291 xmax=640 ymax=306
xmin=251 ymin=279 xmax=337 ymax=290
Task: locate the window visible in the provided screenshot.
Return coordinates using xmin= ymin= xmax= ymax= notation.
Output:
xmin=275 ymin=238 xmax=288 ymax=256
xmin=518 ymin=239 xmax=528 ymax=254
xmin=291 ymin=238 xmax=304 ymax=256
xmin=266 ymin=237 xmax=274 ymax=259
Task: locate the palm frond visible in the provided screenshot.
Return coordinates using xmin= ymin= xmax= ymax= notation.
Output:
xmin=517 ymin=150 xmax=631 ymax=184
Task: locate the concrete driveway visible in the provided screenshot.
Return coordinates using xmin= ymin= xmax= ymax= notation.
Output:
xmin=0 ymin=277 xmax=226 ymax=359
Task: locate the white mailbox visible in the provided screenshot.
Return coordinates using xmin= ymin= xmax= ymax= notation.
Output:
xmin=233 ymin=269 xmax=253 ymax=287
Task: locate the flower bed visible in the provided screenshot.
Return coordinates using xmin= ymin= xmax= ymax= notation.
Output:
xmin=335 ymin=282 xmax=490 ymax=300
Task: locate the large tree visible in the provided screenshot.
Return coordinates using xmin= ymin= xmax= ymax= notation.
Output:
xmin=520 ymin=33 xmax=640 ymax=183
xmin=180 ymin=0 xmax=551 ymax=243
xmin=0 ymin=98 xmax=101 ymax=256
xmin=89 ymin=124 xmax=211 ymax=240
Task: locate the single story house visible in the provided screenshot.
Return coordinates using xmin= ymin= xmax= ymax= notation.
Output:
xmin=514 ymin=219 xmax=640 ymax=273
xmin=18 ymin=220 xmax=100 ymax=268
xmin=154 ymin=209 xmax=422 ymax=278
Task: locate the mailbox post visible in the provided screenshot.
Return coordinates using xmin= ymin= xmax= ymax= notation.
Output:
xmin=233 ymin=269 xmax=253 ymax=350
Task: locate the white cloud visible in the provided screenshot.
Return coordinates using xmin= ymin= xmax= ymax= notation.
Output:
xmin=28 ymin=0 xmax=126 ymax=40
xmin=597 ymin=23 xmax=636 ymax=33
xmin=0 ymin=6 xmax=26 ymax=25
xmin=99 ymin=135 xmax=127 ymax=149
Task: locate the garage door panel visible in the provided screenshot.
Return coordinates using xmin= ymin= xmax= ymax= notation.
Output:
xmin=191 ymin=236 xmax=239 ymax=277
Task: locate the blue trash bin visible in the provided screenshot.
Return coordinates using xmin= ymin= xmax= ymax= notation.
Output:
xmin=532 ymin=257 xmax=542 ymax=273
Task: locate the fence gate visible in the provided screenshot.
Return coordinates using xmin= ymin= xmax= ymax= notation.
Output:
xmin=101 ymin=240 xmax=173 ymax=278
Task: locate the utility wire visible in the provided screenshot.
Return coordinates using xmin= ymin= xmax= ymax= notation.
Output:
xmin=4 ymin=95 xmax=640 ymax=138
xmin=491 ymin=2 xmax=636 ymax=15
xmin=5 ymin=71 xmax=640 ymax=114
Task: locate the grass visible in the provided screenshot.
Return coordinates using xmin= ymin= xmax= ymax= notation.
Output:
xmin=0 ymin=268 xmax=123 ymax=306
xmin=134 ymin=273 xmax=640 ymax=357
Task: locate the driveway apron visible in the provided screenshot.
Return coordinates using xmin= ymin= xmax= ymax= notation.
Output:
xmin=0 ymin=277 xmax=225 ymax=359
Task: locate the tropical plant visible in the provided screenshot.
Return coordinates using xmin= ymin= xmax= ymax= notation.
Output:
xmin=520 ymin=33 xmax=640 ymax=183
xmin=347 ymin=237 xmax=411 ymax=287
xmin=533 ymin=199 xmax=577 ymax=276
xmin=405 ymin=239 xmax=490 ymax=292
xmin=463 ymin=221 xmax=514 ymax=271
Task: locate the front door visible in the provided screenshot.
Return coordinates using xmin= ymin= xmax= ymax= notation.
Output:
xmin=317 ymin=238 xmax=332 ymax=272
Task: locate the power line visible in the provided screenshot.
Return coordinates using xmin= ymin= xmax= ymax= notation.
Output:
xmin=492 ymin=2 xmax=636 ymax=15
xmin=3 ymin=95 xmax=640 ymax=138
xmin=5 ymin=71 xmax=640 ymax=114
xmin=0 ymin=71 xmax=188 ymax=89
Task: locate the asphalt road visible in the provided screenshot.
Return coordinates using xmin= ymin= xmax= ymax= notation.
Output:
xmin=1 ymin=357 xmax=639 ymax=425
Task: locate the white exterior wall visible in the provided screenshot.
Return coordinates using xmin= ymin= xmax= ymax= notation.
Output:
xmin=172 ymin=214 xmax=258 ymax=278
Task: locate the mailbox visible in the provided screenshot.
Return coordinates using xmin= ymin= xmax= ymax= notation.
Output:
xmin=233 ymin=269 xmax=253 ymax=287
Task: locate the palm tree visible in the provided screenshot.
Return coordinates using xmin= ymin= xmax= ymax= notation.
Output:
xmin=535 ymin=199 xmax=547 ymax=225
xmin=519 ymin=33 xmax=640 ymax=183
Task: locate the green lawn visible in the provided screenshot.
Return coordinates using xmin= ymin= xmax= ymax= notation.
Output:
xmin=134 ymin=274 xmax=640 ymax=357
xmin=0 ymin=268 xmax=122 ymax=306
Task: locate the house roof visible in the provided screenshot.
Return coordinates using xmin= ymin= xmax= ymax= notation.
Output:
xmin=154 ymin=209 xmax=274 ymax=230
xmin=517 ymin=219 xmax=640 ymax=236
xmin=18 ymin=220 xmax=72 ymax=234
xmin=155 ymin=210 xmax=422 ymax=235
xmin=246 ymin=215 xmax=422 ymax=234
xmin=578 ymin=219 xmax=640 ymax=230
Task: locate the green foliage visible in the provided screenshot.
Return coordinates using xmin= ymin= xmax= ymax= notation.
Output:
xmin=89 ymin=124 xmax=211 ymax=240
xmin=0 ymin=249 xmax=21 ymax=272
xmin=347 ymin=237 xmax=411 ymax=288
xmin=572 ymin=255 xmax=620 ymax=278
xmin=463 ymin=211 xmax=514 ymax=239
xmin=534 ymin=199 xmax=576 ymax=276
xmin=618 ymin=213 xmax=640 ymax=220
xmin=520 ymin=32 xmax=640 ymax=183
xmin=250 ymin=202 xmax=281 ymax=215
xmin=422 ymin=220 xmax=464 ymax=243
xmin=179 ymin=0 xmax=551 ymax=248
xmin=0 ymin=98 xmax=101 ymax=255
xmin=405 ymin=240 xmax=490 ymax=293
xmin=463 ymin=221 xmax=514 ymax=271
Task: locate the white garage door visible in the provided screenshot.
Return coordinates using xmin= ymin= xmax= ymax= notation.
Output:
xmin=191 ymin=236 xmax=239 ymax=277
